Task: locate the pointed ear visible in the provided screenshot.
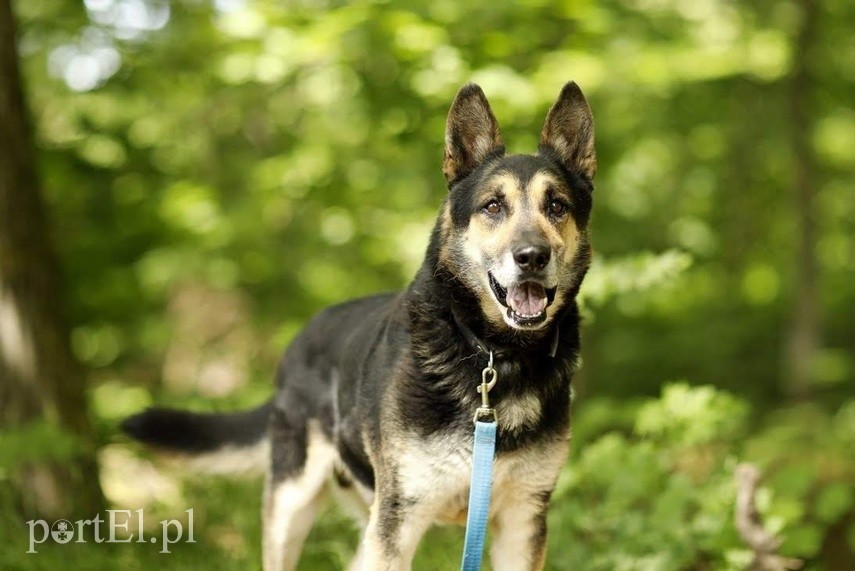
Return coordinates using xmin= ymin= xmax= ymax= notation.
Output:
xmin=540 ymin=82 xmax=596 ymax=181
xmin=443 ymin=83 xmax=503 ymax=184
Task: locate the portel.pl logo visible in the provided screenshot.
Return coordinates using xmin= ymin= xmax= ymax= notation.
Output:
xmin=26 ymin=509 xmax=195 ymax=554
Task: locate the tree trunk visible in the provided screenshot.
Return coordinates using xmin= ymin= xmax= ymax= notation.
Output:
xmin=784 ymin=0 xmax=820 ymax=399
xmin=0 ymin=0 xmax=104 ymax=518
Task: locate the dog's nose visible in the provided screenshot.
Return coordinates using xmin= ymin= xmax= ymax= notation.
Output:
xmin=513 ymin=245 xmax=551 ymax=272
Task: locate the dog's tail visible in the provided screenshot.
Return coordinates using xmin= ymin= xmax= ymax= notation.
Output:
xmin=120 ymin=400 xmax=272 ymax=476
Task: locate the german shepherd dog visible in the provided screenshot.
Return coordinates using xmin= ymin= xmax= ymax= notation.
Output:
xmin=122 ymin=81 xmax=596 ymax=570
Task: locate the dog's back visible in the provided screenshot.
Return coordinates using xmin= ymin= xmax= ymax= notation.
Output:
xmin=122 ymin=291 xmax=402 ymax=477
xmin=123 ymin=80 xmax=596 ymax=571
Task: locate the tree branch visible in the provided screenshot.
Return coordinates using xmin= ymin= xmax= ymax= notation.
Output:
xmin=734 ymin=463 xmax=802 ymax=571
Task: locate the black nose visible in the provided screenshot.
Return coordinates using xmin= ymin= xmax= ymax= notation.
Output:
xmin=513 ymin=245 xmax=551 ymax=272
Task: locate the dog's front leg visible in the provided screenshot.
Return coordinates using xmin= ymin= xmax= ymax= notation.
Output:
xmin=358 ymin=490 xmax=433 ymax=571
xmin=489 ymin=490 xmax=552 ymax=571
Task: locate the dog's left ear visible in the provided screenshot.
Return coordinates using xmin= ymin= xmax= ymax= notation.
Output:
xmin=443 ymin=83 xmax=504 ymax=185
xmin=540 ymin=82 xmax=596 ymax=181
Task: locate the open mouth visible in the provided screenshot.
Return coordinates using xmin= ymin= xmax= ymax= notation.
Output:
xmin=488 ymin=272 xmax=557 ymax=326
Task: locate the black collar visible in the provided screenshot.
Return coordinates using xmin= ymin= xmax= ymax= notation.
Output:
xmin=451 ymin=307 xmax=560 ymax=360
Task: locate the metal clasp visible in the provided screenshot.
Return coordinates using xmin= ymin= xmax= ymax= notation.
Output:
xmin=474 ymin=351 xmax=498 ymax=424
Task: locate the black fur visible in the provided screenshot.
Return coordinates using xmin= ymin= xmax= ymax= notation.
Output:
xmin=402 ymin=232 xmax=580 ymax=449
xmin=450 ymin=151 xmax=593 ymax=231
xmin=123 ymin=165 xmax=587 ymax=482
xmin=121 ymin=81 xmax=597 ymax=569
xmin=121 ymin=401 xmax=272 ymax=452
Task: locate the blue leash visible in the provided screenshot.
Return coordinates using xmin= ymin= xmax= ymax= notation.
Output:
xmin=460 ymin=353 xmax=499 ymax=571
xmin=461 ymin=420 xmax=497 ymax=570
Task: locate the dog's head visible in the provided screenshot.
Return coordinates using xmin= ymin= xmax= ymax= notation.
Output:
xmin=438 ymin=82 xmax=595 ymax=332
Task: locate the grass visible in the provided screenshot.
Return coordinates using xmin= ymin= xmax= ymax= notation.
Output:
xmin=0 ymin=475 xmax=469 ymax=571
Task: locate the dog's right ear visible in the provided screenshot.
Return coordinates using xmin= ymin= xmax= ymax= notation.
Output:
xmin=540 ymin=81 xmax=596 ymax=181
xmin=443 ymin=83 xmax=504 ymax=185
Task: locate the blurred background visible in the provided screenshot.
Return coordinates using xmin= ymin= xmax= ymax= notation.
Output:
xmin=0 ymin=0 xmax=853 ymax=569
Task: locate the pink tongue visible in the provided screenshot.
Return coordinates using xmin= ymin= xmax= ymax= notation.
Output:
xmin=507 ymin=283 xmax=547 ymax=316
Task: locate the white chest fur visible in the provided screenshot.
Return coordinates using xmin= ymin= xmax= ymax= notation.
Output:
xmin=394 ymin=428 xmax=568 ymax=526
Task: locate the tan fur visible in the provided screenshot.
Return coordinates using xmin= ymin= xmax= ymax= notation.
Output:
xmin=357 ymin=430 xmax=569 ymax=570
xmin=527 ymin=171 xmax=581 ymax=262
xmin=496 ymin=392 xmax=542 ymax=434
xmin=440 ymin=201 xmax=452 ymax=240
xmin=263 ymin=421 xmax=336 ymax=571
xmin=263 ymin=418 xmax=567 ymax=571
xmin=261 ymin=82 xmax=594 ymax=571
xmin=489 ymin=438 xmax=568 ymax=571
xmin=449 ymin=167 xmax=585 ymax=331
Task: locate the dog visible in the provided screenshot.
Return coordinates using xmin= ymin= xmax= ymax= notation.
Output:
xmin=122 ymin=80 xmax=596 ymax=570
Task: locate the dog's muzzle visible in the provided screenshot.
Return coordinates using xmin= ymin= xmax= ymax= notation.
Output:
xmin=488 ymin=272 xmax=556 ymax=327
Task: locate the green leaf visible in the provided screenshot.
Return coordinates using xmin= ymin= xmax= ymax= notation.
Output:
xmin=814 ymin=481 xmax=854 ymax=525
xmin=0 ymin=420 xmax=82 ymax=468
xmin=780 ymin=523 xmax=824 ymax=558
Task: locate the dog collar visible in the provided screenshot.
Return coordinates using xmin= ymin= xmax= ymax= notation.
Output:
xmin=451 ymin=307 xmax=560 ymax=360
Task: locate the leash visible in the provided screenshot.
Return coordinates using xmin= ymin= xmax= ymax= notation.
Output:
xmin=454 ymin=308 xmax=561 ymax=569
xmin=460 ymin=351 xmax=498 ymax=571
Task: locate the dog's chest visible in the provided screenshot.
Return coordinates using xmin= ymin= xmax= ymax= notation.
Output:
xmin=394 ymin=428 xmax=568 ymax=525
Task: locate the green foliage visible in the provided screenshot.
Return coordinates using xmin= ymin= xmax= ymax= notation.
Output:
xmin=551 ymin=385 xmax=740 ymax=570
xmin=581 ymin=250 xmax=693 ymax=310
xmin=6 ymin=0 xmax=855 ymax=568
xmin=13 ymin=0 xmax=854 ymax=405
xmin=3 ymin=386 xmax=852 ymax=570
xmin=0 ymin=420 xmax=82 ymax=471
xmin=635 ymin=382 xmax=749 ymax=446
xmin=549 ymin=386 xmax=855 ymax=570
xmin=744 ymin=403 xmax=855 ymax=563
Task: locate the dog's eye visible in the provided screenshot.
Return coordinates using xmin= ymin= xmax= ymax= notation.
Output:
xmin=483 ymin=200 xmax=502 ymax=215
xmin=548 ymin=199 xmax=567 ymax=217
